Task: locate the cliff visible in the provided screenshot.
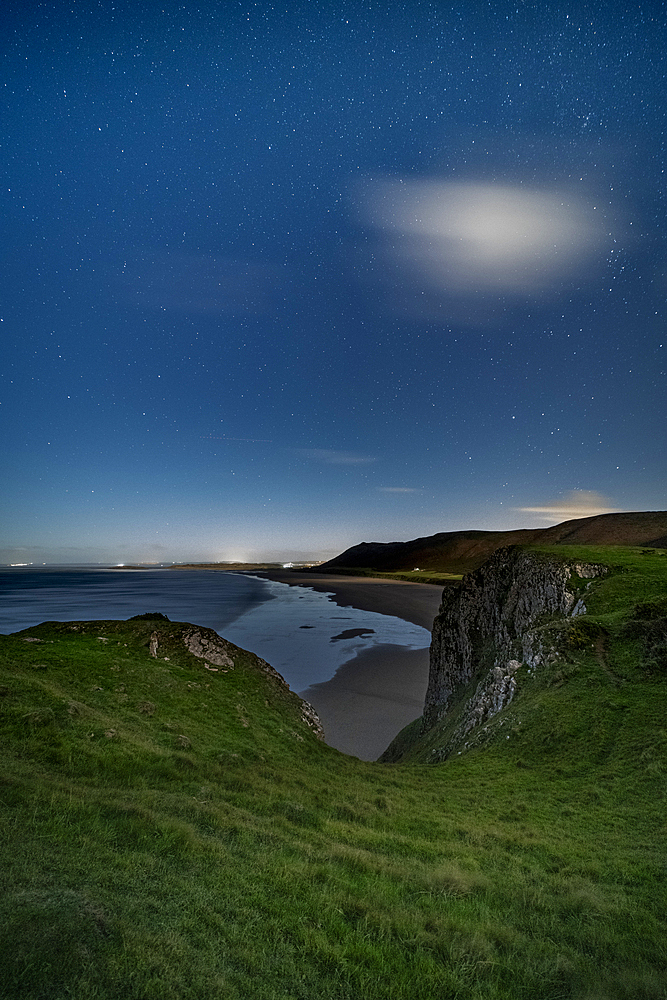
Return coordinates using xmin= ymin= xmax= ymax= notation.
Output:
xmin=382 ymin=546 xmax=609 ymax=762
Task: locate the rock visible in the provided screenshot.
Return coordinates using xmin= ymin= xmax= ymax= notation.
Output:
xmin=299 ymin=699 xmax=325 ymax=740
xmin=183 ymin=629 xmax=235 ymax=668
xmin=459 ymin=659 xmax=522 ymax=736
xmin=149 ymin=632 xmax=159 ymax=658
xmin=424 ymin=547 xmax=607 ymax=739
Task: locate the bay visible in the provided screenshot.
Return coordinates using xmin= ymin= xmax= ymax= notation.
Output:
xmin=0 ymin=567 xmax=430 ymax=692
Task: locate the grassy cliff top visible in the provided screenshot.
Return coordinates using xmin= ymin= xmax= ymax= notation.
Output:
xmin=2 ymin=550 xmax=667 ymax=999
xmin=317 ymin=511 xmax=667 ymax=578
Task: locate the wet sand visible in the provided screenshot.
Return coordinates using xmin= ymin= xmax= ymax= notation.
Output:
xmin=299 ymin=644 xmax=429 ymax=761
xmin=258 ymin=571 xmax=445 ymax=760
xmin=256 ymin=571 xmax=444 ymax=631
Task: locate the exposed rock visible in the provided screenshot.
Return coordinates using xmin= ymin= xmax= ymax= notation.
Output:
xmin=183 ymin=626 xmax=325 ymax=739
xmin=299 ymin=699 xmax=325 ymax=740
xmin=183 ymin=629 xmax=235 ymax=668
xmin=424 ymin=547 xmax=607 ymax=738
xmin=149 ymin=632 xmax=159 ymax=658
xmin=460 ymin=659 xmax=522 ymax=736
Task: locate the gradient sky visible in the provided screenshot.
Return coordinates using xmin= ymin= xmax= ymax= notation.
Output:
xmin=1 ymin=1 xmax=665 ymax=564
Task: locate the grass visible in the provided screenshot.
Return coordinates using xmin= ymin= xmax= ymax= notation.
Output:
xmin=1 ymin=548 xmax=667 ymax=999
xmin=308 ymin=566 xmax=464 ymax=585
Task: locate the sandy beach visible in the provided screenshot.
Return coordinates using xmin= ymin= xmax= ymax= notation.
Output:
xmin=299 ymin=644 xmax=430 ymax=761
xmin=258 ymin=571 xmax=444 ymax=760
xmin=256 ymin=571 xmax=444 ymax=631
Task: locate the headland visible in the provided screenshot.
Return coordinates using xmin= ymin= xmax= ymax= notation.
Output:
xmin=253 ymin=570 xmax=443 ymax=759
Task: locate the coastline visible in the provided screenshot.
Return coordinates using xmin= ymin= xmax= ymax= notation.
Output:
xmin=299 ymin=643 xmax=429 ymax=761
xmin=256 ymin=571 xmax=444 ymax=760
xmin=253 ymin=570 xmax=444 ymax=631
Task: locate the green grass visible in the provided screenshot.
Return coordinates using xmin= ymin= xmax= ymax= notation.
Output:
xmin=1 ymin=548 xmax=667 ymax=999
xmin=313 ymin=566 xmax=463 ymax=585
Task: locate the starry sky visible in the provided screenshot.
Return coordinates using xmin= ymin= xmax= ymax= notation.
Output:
xmin=1 ymin=1 xmax=665 ymax=565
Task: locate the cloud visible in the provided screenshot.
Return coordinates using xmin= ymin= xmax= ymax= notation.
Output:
xmin=363 ymin=179 xmax=608 ymax=291
xmin=378 ymin=487 xmax=420 ymax=493
xmin=516 ymin=490 xmax=622 ymax=521
xmin=295 ymin=449 xmax=376 ymax=465
xmin=355 ymin=177 xmax=619 ymax=321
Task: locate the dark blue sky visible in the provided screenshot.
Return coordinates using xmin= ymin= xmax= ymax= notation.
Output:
xmin=2 ymin=1 xmax=665 ymax=564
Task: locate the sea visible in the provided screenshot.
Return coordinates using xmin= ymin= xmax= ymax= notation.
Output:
xmin=0 ymin=567 xmax=430 ymax=693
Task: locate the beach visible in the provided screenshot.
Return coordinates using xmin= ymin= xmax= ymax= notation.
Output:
xmin=258 ymin=571 xmax=444 ymax=760
xmin=256 ymin=571 xmax=444 ymax=631
xmin=0 ymin=565 xmax=446 ymax=762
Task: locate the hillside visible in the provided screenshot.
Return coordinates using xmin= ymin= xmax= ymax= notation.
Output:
xmin=2 ymin=550 xmax=667 ymax=999
xmin=315 ymin=510 xmax=667 ymax=577
xmin=381 ymin=544 xmax=667 ymax=766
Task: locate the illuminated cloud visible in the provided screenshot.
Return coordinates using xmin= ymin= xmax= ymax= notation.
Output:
xmin=357 ymin=178 xmax=618 ymax=319
xmin=296 ymin=449 xmax=376 ymax=465
xmin=517 ymin=490 xmax=622 ymax=521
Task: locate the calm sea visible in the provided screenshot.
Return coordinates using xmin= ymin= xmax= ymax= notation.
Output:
xmin=0 ymin=567 xmax=430 ymax=692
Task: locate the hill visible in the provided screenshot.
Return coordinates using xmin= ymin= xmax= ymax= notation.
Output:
xmin=315 ymin=510 xmax=667 ymax=577
xmin=2 ymin=549 xmax=667 ymax=999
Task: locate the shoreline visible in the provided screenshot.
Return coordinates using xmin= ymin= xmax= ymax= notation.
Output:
xmin=299 ymin=643 xmax=429 ymax=761
xmin=252 ymin=570 xmax=444 ymax=631
xmin=256 ymin=571 xmax=444 ymax=760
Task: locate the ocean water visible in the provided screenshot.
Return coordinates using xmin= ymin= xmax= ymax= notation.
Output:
xmin=224 ymin=577 xmax=430 ymax=691
xmin=0 ymin=567 xmax=430 ymax=691
xmin=0 ymin=568 xmax=272 ymax=635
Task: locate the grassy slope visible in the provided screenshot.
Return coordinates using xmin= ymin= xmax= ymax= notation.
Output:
xmin=1 ymin=550 xmax=667 ymax=1000
xmin=317 ymin=512 xmax=667 ymax=578
xmin=299 ymin=566 xmax=464 ymax=585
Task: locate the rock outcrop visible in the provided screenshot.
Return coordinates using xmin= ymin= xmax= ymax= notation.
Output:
xmin=424 ymin=547 xmax=608 ymax=740
xmin=183 ymin=628 xmax=236 ymax=669
xmin=182 ymin=625 xmax=325 ymax=740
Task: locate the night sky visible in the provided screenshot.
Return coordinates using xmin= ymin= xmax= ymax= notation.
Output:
xmin=2 ymin=1 xmax=665 ymax=565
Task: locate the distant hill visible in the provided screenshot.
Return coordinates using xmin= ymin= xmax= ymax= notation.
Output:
xmin=316 ymin=510 xmax=667 ymax=577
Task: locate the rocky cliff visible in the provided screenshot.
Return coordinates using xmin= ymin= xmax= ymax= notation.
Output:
xmin=422 ymin=547 xmax=608 ymax=751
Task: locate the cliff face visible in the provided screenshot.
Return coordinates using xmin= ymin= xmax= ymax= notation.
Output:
xmin=423 ymin=547 xmax=607 ymax=741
